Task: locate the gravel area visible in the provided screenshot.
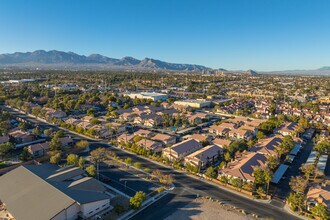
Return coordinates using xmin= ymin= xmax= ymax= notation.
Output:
xmin=165 ymin=197 xmax=255 ymax=220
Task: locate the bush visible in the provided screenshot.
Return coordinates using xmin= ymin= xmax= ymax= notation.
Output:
xmin=125 ymin=157 xmax=132 ymax=165
xmin=130 ymin=191 xmax=146 ymax=209
xmin=133 ymin=162 xmax=142 ymax=169
xmin=143 ymin=168 xmax=151 ymax=173
xmin=86 ymin=165 xmax=96 ymax=177
xmin=157 ymin=187 xmax=165 ymax=193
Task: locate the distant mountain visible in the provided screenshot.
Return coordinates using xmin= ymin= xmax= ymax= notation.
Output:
xmin=0 ymin=50 xmax=213 ymax=72
xmin=245 ymin=69 xmax=258 ymax=75
xmin=318 ymin=66 xmax=330 ymax=71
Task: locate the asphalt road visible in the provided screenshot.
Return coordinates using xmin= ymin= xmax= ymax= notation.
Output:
xmin=6 ymin=108 xmax=301 ymax=220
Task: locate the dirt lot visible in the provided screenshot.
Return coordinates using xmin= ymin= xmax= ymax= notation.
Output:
xmin=165 ymin=197 xmax=255 ymax=220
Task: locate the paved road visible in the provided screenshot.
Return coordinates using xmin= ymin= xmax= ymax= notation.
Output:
xmin=6 ymin=108 xmax=301 ymax=220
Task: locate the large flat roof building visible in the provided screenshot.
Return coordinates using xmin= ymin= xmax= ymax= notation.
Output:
xmin=125 ymin=92 xmax=168 ymax=101
xmin=0 ymin=164 xmax=112 ymax=220
xmin=174 ymin=99 xmax=212 ymax=108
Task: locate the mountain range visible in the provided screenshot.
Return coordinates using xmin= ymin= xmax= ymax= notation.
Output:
xmin=0 ymin=50 xmax=214 ymax=72
xmin=0 ymin=50 xmax=329 ymax=76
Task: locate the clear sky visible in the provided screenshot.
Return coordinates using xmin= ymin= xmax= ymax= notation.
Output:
xmin=1 ymin=0 xmax=330 ymax=71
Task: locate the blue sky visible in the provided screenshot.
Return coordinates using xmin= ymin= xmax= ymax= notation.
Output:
xmin=0 ymin=0 xmax=330 ymax=71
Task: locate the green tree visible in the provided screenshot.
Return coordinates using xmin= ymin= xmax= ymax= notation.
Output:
xmin=224 ymin=151 xmax=232 ymax=162
xmin=32 ymin=127 xmax=42 ymax=136
xmin=87 ymin=108 xmax=97 ymax=116
xmin=205 ymin=166 xmax=217 ymax=178
xmin=289 ymin=176 xmax=308 ymax=194
xmin=125 ymin=157 xmax=132 ymax=165
xmin=130 ymin=191 xmax=147 ymax=209
xmin=50 ymin=153 xmax=61 ymax=164
xmin=90 ymin=118 xmax=101 ymax=125
xmin=20 ymin=147 xmax=32 ymax=161
xmin=133 ymin=162 xmax=142 ymax=169
xmin=231 ymin=178 xmax=243 ymax=189
xmin=67 ymin=154 xmax=79 ymax=166
xmin=267 ymin=155 xmax=279 ymax=170
xmin=86 ymin=165 xmax=96 ymax=177
xmin=75 ymin=140 xmax=90 ymax=149
xmin=287 ymin=193 xmax=306 ymax=212
xmin=256 ymin=131 xmax=266 ymax=140
xmin=18 ymin=122 xmax=28 ymax=131
xmin=54 ymin=130 xmax=64 ymax=138
xmin=44 ymin=128 xmax=53 ymax=137
xmin=50 ymin=137 xmax=62 ymax=151
xmin=0 ymin=142 xmax=14 ymax=159
xmin=300 ymin=163 xmax=315 ymax=180
xmin=78 ymin=157 xmax=85 ymax=169
xmin=315 ymin=140 xmax=330 ymax=155
xmin=311 ymin=203 xmax=330 ymax=220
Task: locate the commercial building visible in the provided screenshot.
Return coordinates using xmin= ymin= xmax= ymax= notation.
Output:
xmin=125 ymin=92 xmax=168 ymax=101
xmin=0 ymin=165 xmax=112 ymax=220
xmin=174 ymin=99 xmax=212 ymax=108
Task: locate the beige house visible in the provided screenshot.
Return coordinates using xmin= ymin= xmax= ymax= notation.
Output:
xmin=163 ymin=139 xmax=202 ymax=161
xmin=209 ymin=125 xmax=230 ymax=136
xmin=212 ymin=138 xmax=232 ymax=148
xmin=307 ymin=184 xmax=330 ymax=210
xmin=137 ymin=139 xmax=163 ymax=153
xmin=277 ymin=122 xmax=298 ymax=136
xmin=27 ymin=142 xmax=50 ymax=158
xmin=151 ymin=133 xmax=176 ymax=146
xmin=228 ymin=129 xmax=252 ymax=141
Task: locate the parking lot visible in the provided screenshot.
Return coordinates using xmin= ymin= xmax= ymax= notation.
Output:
xmin=98 ymin=162 xmax=160 ymax=197
xmin=273 ymin=139 xmax=315 ymax=199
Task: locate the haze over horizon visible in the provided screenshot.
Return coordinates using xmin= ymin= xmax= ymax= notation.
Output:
xmin=1 ymin=0 xmax=330 ymax=71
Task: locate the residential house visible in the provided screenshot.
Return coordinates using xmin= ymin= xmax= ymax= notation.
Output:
xmin=212 ymin=138 xmax=232 ymax=149
xmin=209 ymin=125 xmax=230 ymax=136
xmin=137 ymin=139 xmax=163 ymax=153
xmin=0 ymin=135 xmax=10 ymax=144
xmin=60 ymin=137 xmax=74 ymax=147
xmin=307 ymin=184 xmax=330 ymax=211
xmin=8 ymin=129 xmax=36 ymax=144
xmin=186 ymin=114 xmax=202 ymax=124
xmin=118 ymin=133 xmax=135 ymax=144
xmin=134 ymin=129 xmax=154 ymax=138
xmin=43 ymin=107 xmax=67 ymax=119
xmin=27 ymin=142 xmax=50 ymax=158
xmin=228 ymin=129 xmax=252 ymax=141
xmin=184 ymin=145 xmax=223 ymax=169
xmin=162 ymin=139 xmax=203 ymax=161
xmin=190 ymin=133 xmax=212 ymax=143
xmin=65 ymin=118 xmax=81 ymax=126
xmin=277 ymin=122 xmax=298 ymax=136
xmin=76 ymin=121 xmax=93 ymax=130
xmin=219 ymin=152 xmax=267 ymax=182
xmin=250 ymin=136 xmax=283 ymax=156
xmin=151 ymin=133 xmax=176 ymax=146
